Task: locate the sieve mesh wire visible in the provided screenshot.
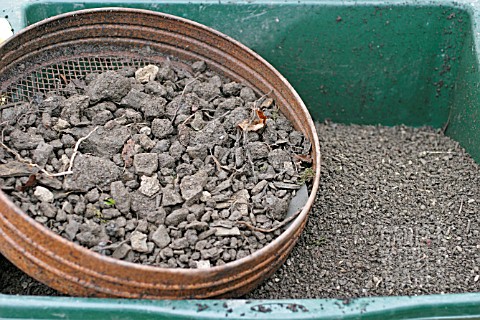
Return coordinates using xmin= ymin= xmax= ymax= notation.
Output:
xmin=1 ymin=56 xmax=153 ymax=105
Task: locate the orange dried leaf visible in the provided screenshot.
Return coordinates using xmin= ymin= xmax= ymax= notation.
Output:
xmin=256 ymin=109 xmax=267 ymax=124
xmin=238 ymin=119 xmax=265 ymax=132
xmin=238 ymin=109 xmax=268 ymax=132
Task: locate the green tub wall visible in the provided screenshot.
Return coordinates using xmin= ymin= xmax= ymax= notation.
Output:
xmin=0 ymin=1 xmax=480 ymax=319
xmin=21 ymin=1 xmax=480 ymax=162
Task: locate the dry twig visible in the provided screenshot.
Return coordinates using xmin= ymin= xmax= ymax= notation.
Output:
xmin=0 ymin=126 xmax=98 ymax=177
xmin=171 ymin=77 xmax=198 ymax=124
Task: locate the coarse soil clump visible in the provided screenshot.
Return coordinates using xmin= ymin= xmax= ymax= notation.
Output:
xmin=1 ymin=123 xmax=478 ymax=297
xmin=0 ymin=61 xmax=312 ymax=269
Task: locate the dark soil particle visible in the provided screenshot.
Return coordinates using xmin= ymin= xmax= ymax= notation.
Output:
xmin=1 ymin=122 xmax=479 ymax=297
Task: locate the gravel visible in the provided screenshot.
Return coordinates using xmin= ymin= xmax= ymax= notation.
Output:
xmin=0 ymin=61 xmax=311 ymax=270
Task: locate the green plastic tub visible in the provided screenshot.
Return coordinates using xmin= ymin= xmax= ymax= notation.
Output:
xmin=0 ymin=0 xmax=480 ymax=318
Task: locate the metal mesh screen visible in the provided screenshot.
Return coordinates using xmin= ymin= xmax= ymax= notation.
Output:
xmin=1 ymin=56 xmax=153 ymax=106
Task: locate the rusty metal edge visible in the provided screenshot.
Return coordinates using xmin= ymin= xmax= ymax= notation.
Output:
xmin=0 ymin=7 xmax=321 ymax=298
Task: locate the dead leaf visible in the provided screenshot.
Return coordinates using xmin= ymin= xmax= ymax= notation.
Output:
xmin=121 ymin=139 xmax=136 ymax=167
xmin=17 ymin=174 xmax=37 ymax=192
xmin=238 ymin=109 xmax=268 ymax=132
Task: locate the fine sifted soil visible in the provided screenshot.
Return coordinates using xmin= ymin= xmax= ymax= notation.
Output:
xmin=1 ymin=122 xmax=479 ymax=298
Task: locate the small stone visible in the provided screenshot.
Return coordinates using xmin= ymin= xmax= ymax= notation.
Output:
xmin=110 ymin=181 xmax=130 ymax=214
xmin=272 ymin=182 xmax=301 ymax=190
xmin=135 ymin=64 xmax=159 ymax=83
xmin=192 ymin=61 xmax=207 ymax=73
xmin=92 ymin=110 xmax=113 ymax=125
xmin=32 ymin=142 xmax=53 ymax=168
xmin=35 ymin=216 xmax=48 ymax=224
xmin=186 ymin=145 xmax=208 ymax=161
xmin=145 ymin=81 xmax=167 ymax=96
xmin=81 ymin=126 xmax=130 ymax=158
xmin=152 ymin=119 xmax=174 ymax=139
xmin=165 ymin=208 xmax=189 ymax=226
xmin=264 ymin=195 xmax=289 ymax=220
xmin=139 ymin=134 xmax=155 ymax=151
xmin=136 ymin=220 xmax=149 ymax=233
xmin=34 ymin=186 xmax=54 ymax=203
xmin=151 ymin=225 xmax=171 ymax=248
xmin=112 ymin=243 xmax=132 ymax=259
xmin=198 ymin=228 xmax=216 ymax=240
xmin=162 ymin=185 xmax=184 ymax=206
xmin=251 ymin=180 xmax=268 ymax=195
xmin=53 ymin=118 xmax=71 ymax=131
xmin=0 ymin=161 xmax=36 ymax=178
xmin=169 ymin=140 xmax=185 ymax=160
xmin=133 ymin=153 xmax=159 ymax=176
xmin=10 ymin=129 xmax=44 ymax=150
xmin=60 ymin=95 xmax=89 ymax=125
xmin=125 ymin=220 xmax=136 ymax=231
xmin=64 ymin=220 xmax=80 ymax=240
xmin=215 ymin=227 xmax=241 ymax=237
xmin=196 ymin=260 xmax=211 ymax=269
xmin=240 ymin=87 xmax=256 ymax=102
xmin=38 ymin=202 xmax=57 ymax=218
xmin=151 ymin=140 xmax=170 ymax=154
xmin=56 ymin=209 xmax=67 ymax=222
xmin=222 ymin=82 xmax=242 ymax=96
xmin=85 ymin=188 xmax=100 ymax=203
xmin=212 ymin=179 xmax=232 ymax=195
xmin=86 ymin=71 xmax=131 ymax=103
xmin=246 ymin=142 xmax=269 ymax=160
xmin=201 ymin=247 xmax=222 ymax=260
xmin=171 ymin=237 xmax=189 ymax=250
xmin=268 ymin=149 xmax=292 ymax=171
xmin=190 ymin=112 xmax=206 ymax=131
xmin=180 ymin=170 xmax=208 ymax=203
xmin=130 ymin=230 xmax=149 ymax=253
xmin=157 ymin=153 xmax=175 ymax=168
xmin=102 ymin=208 xmax=121 ymax=219
xmin=63 ymin=155 xmax=121 ymax=192
xmin=62 ymin=201 xmax=73 ymax=214
xmin=186 ymin=221 xmax=209 ymax=231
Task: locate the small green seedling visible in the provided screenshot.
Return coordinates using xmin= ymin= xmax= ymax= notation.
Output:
xmin=298 ymin=167 xmax=315 ymax=185
xmin=310 ymin=237 xmax=327 ymax=247
xmin=104 ymin=198 xmax=116 ymax=206
xmin=94 ymin=209 xmax=107 ymax=224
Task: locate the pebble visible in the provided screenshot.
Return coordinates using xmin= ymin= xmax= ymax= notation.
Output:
xmin=196 ymin=260 xmax=211 ymax=269
xmin=162 ymin=185 xmax=183 ymax=206
xmin=38 ymin=202 xmax=56 ymax=218
xmin=34 ymin=186 xmax=54 ymax=203
xmin=135 ymin=65 xmax=159 ymax=83
xmin=110 ymin=181 xmax=131 ymax=213
xmin=130 ymin=231 xmax=149 ymax=253
xmin=215 ymin=226 xmax=241 ymax=237
xmin=133 ymin=153 xmax=158 ymax=176
xmin=112 ymin=243 xmax=132 ymax=259
xmin=138 ymin=175 xmax=161 ymax=197
xmin=64 ymin=220 xmax=80 ymax=240
xmin=251 ymin=180 xmax=268 ymax=195
xmin=151 ymin=225 xmax=171 ymax=248
xmin=165 ymin=208 xmax=189 ymax=226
